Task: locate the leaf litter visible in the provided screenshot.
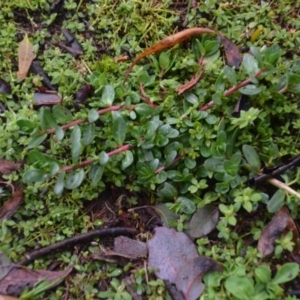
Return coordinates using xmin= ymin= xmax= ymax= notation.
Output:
xmin=148 ymin=227 xmax=222 ymax=300
xmin=258 ymin=206 xmax=299 ymax=258
xmin=17 ymin=34 xmax=35 ymax=81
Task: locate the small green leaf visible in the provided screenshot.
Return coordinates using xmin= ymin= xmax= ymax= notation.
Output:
xmin=184 ymin=157 xmax=196 ymax=169
xmin=89 ymin=164 xmax=104 ymax=186
xmin=255 ymin=265 xmax=271 ymax=283
xmin=54 ymin=171 xmax=65 ymax=195
xmin=165 ymin=150 xmax=177 ymax=166
xmin=159 ymin=52 xmax=170 ymax=70
xmin=177 ymin=196 xmax=196 ymax=214
xmin=55 ymin=126 xmax=64 ymax=141
xmin=121 ymin=150 xmax=133 ymax=169
xmin=204 ymin=157 xmax=225 ymax=173
xmin=240 ymin=84 xmax=262 ymax=95
xmin=263 ymin=44 xmax=281 ymax=65
xmin=27 ymin=134 xmax=47 ymax=149
xmin=156 ymin=171 xmax=167 ymax=184
xmin=23 ymin=169 xmax=48 ymax=183
xmin=88 ymin=109 xmax=99 ymax=123
xmin=71 ymin=126 xmax=81 ymax=164
xmin=112 ymin=111 xmax=127 ymax=145
xmin=157 ymin=182 xmax=178 ymax=200
xmin=16 ymin=119 xmax=35 ymax=134
xmin=135 ymin=103 xmax=155 ymax=116
xmin=184 ymin=92 xmax=198 ymax=105
xmin=99 ymin=151 xmax=110 ymax=165
xmin=52 ymin=105 xmax=73 ymax=123
xmin=225 ymin=276 xmax=255 ymax=300
xmin=267 ymin=189 xmax=285 ymax=213
xmin=242 ymin=53 xmax=259 ymax=76
xmin=82 ymin=123 xmax=95 ymax=146
xmin=272 ymin=263 xmax=299 ymax=285
xmin=223 ymin=66 xmax=237 ymax=85
xmin=65 ymin=169 xmax=85 ymax=189
xmin=100 ymin=84 xmax=115 ymax=106
xmin=39 ymin=107 xmax=58 ymax=130
xmin=242 ymin=145 xmax=261 ymax=171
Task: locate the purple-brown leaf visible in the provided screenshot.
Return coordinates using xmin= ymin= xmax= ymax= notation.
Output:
xmin=0 ymin=160 xmax=22 ymax=175
xmin=190 ymin=205 xmax=219 ymax=238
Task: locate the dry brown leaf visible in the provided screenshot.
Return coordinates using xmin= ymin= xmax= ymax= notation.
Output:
xmin=0 ymin=188 xmax=24 ymax=222
xmin=124 ymin=28 xmax=242 ymax=82
xmin=0 ymin=295 xmax=19 ymax=300
xmin=33 ymin=93 xmax=61 ymax=106
xmin=257 ymin=206 xmax=299 ymax=257
xmin=17 ymin=34 xmax=34 ymax=81
xmin=0 ymin=160 xmax=22 ymax=175
xmin=219 ymin=34 xmax=243 ymax=69
xmin=113 ymin=236 xmax=147 ymax=259
xmin=0 ymin=266 xmax=71 ymax=297
xmin=124 ymin=28 xmax=216 ymax=81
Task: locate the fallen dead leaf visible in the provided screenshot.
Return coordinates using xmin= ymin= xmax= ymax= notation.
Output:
xmin=148 ymin=227 xmax=222 ymax=300
xmin=0 ymin=160 xmax=22 ymax=175
xmin=113 ymin=236 xmax=147 ymax=259
xmin=17 ymin=34 xmax=35 ymax=81
xmin=190 ymin=205 xmax=219 ymax=238
xmin=219 ymin=34 xmax=243 ymax=69
xmin=0 ymin=79 xmax=11 ymax=95
xmin=33 ymin=93 xmax=61 ymax=106
xmin=124 ymin=27 xmax=242 ymax=81
xmin=0 ymin=188 xmax=24 ymax=222
xmin=0 ymin=266 xmax=71 ymax=297
xmin=258 ymin=206 xmax=299 ymax=257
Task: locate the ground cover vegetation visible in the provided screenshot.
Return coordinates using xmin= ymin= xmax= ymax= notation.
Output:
xmin=1 ymin=0 xmax=300 ymax=299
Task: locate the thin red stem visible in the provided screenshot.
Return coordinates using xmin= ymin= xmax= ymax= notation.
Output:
xmin=60 ymin=144 xmax=133 ymax=172
xmin=41 ymin=105 xmax=127 ymax=134
xmin=200 ymin=68 xmax=267 ymax=111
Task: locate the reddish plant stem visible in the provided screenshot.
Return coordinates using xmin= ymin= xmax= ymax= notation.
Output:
xmin=60 ymin=144 xmax=133 ymax=172
xmin=155 ymin=155 xmax=185 ymax=174
xmin=140 ymin=84 xmax=158 ymax=108
xmin=41 ymin=105 xmax=128 ymax=134
xmin=200 ymin=68 xmax=267 ymax=111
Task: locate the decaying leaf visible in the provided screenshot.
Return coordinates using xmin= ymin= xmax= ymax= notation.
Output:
xmin=30 ymin=61 xmax=56 ymax=90
xmin=0 ymin=266 xmax=71 ymax=297
xmin=0 ymin=160 xmax=22 ymax=175
xmin=190 ymin=205 xmax=219 ymax=238
xmin=258 ymin=206 xmax=299 ymax=257
xmin=33 ymin=93 xmax=61 ymax=106
xmin=219 ymin=34 xmax=243 ymax=69
xmin=0 ymin=79 xmax=11 ymax=95
xmin=75 ymin=84 xmax=93 ymax=106
xmin=148 ymin=227 xmax=222 ymax=300
xmin=175 ymin=256 xmax=222 ymax=300
xmin=113 ymin=236 xmax=147 ymax=259
xmin=0 ymin=188 xmax=24 ymax=222
xmin=124 ymin=27 xmax=242 ymax=81
xmin=17 ymin=34 xmax=35 ymax=81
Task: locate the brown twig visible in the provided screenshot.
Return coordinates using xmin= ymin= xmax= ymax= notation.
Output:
xmin=200 ymin=68 xmax=267 ymax=111
xmin=19 ymin=227 xmax=137 ymax=265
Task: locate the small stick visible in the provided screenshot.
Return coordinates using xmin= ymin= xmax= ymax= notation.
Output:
xmin=19 ymin=227 xmax=137 ymax=265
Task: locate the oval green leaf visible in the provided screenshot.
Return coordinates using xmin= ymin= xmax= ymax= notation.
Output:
xmin=65 ymin=169 xmax=85 ymax=189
